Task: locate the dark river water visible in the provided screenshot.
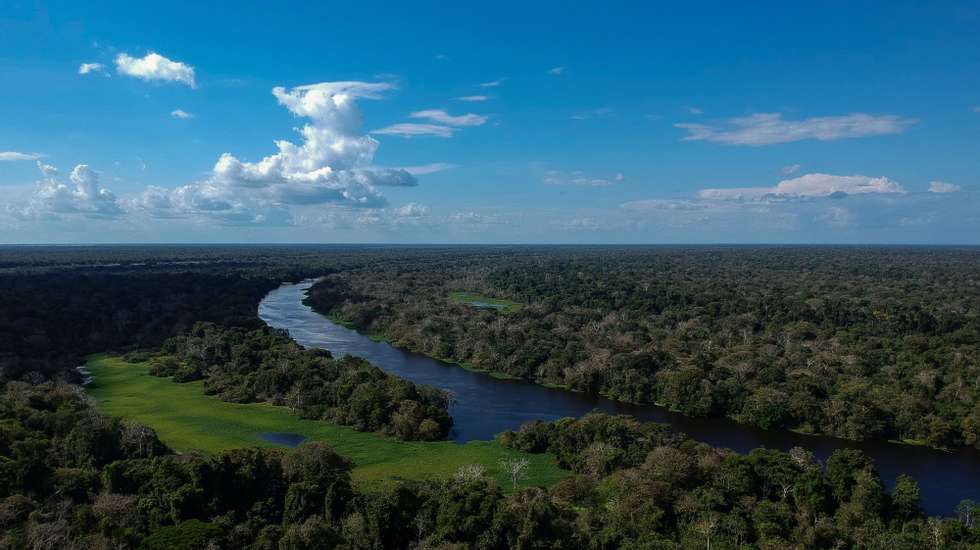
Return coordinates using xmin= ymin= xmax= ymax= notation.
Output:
xmin=258 ymin=280 xmax=980 ymax=516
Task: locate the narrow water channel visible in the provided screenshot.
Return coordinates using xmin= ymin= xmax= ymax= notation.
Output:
xmin=258 ymin=280 xmax=980 ymax=516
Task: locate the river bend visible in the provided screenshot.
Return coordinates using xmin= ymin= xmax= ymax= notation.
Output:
xmin=258 ymin=280 xmax=980 ymax=516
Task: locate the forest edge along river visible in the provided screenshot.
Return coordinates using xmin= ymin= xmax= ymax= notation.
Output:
xmin=258 ymin=279 xmax=980 ymax=517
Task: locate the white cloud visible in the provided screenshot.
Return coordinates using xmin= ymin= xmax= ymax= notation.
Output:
xmin=571 ymin=107 xmax=613 ymax=120
xmin=375 ymin=108 xmax=488 ymax=138
xmin=122 ymin=185 xmax=178 ymax=217
xmin=782 ymin=164 xmax=801 ymax=175
xmin=13 ymin=162 xmax=123 ymax=220
xmin=114 ymin=52 xmax=196 ymax=88
xmin=78 ymin=62 xmax=106 ymax=75
xmin=393 ymin=202 xmax=429 ymax=218
xmin=0 ymin=151 xmax=43 ymax=161
xmin=170 ymin=109 xmax=194 ymax=119
xmin=124 ymin=181 xmax=291 ymax=226
xmin=354 ymin=211 xmax=384 ymax=226
xmin=372 ymin=123 xmax=453 ymax=138
xmin=929 ymin=181 xmax=961 ymax=193
xmin=687 ymin=107 xmax=704 ymax=115
xmin=544 ymin=170 xmax=620 ymax=187
xmin=410 ymin=109 xmax=487 ymax=127
xmin=123 ymin=81 xmax=415 ymax=224
xmin=453 ymin=95 xmax=488 ymax=102
xmin=616 ymin=176 xmax=978 ymax=238
xmin=676 ymin=112 xmax=913 ymax=146
xmin=36 ymin=161 xmax=58 ymax=177
xmin=699 ymin=173 xmax=905 ymax=201
xmin=400 ymin=162 xmax=455 ymax=175
xmin=479 ymin=79 xmax=504 ymax=88
xmin=296 ymin=201 xmax=433 ymax=229
xmin=548 ymin=66 xmax=565 ymax=75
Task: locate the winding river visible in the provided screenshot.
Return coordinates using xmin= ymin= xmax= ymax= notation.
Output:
xmin=258 ymin=280 xmax=980 ymax=516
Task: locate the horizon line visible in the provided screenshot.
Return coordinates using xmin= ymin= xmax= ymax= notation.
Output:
xmin=2 ymin=242 xmax=980 ymax=248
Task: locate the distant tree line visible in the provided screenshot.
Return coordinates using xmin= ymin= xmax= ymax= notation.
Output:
xmin=0 ymin=244 xmax=541 ymax=384
xmin=0 ymin=271 xmax=279 ymax=382
xmin=150 ymin=322 xmax=453 ymax=441
xmin=306 ymin=246 xmax=980 ymax=449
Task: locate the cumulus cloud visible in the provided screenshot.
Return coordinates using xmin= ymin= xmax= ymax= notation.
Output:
xmin=548 ymin=66 xmax=565 ymax=75
xmin=676 ymin=112 xmax=913 ymax=146
xmin=928 ymin=181 xmax=961 ymax=193
xmin=170 ymin=109 xmax=194 ymax=119
xmin=293 ymin=201 xmax=433 ymax=230
xmin=12 ymin=162 xmax=123 ymax=220
xmin=114 ymin=52 xmax=196 ymax=87
xmin=698 ymin=173 xmax=905 ymax=201
xmin=409 ymin=109 xmax=487 ymax=127
xmin=782 ymin=164 xmax=801 ymax=175
xmin=371 ymin=123 xmax=453 ymax=138
xmin=479 ymin=79 xmax=504 ymax=88
xmin=453 ymin=95 xmax=488 ymax=102
xmin=0 ymin=151 xmax=43 ymax=161
xmin=78 ymin=62 xmax=106 ymax=75
xmin=122 ymin=185 xmax=178 ymax=217
xmin=544 ymin=170 xmax=621 ymax=187
xmin=123 ymin=182 xmax=290 ymax=225
xmin=393 ymin=202 xmax=429 ymax=218
xmin=124 ymin=81 xmax=417 ymax=224
xmin=36 ymin=161 xmax=58 ymax=177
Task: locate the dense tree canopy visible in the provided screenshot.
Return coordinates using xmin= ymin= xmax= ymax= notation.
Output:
xmin=151 ymin=323 xmax=452 ymax=441
xmin=306 ymin=246 xmax=980 ymax=449
xmin=2 ymin=245 xmax=980 ymax=548
xmin=3 ymin=387 xmax=980 ymax=549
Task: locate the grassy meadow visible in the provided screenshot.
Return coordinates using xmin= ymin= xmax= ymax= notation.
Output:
xmin=85 ymin=355 xmax=567 ymax=489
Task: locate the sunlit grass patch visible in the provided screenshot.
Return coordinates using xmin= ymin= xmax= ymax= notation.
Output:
xmin=85 ymin=354 xmax=567 ymax=489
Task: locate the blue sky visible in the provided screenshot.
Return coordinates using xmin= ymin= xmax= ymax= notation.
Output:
xmin=1 ymin=1 xmax=979 ymax=243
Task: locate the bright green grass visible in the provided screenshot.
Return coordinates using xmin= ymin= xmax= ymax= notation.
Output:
xmin=449 ymin=291 xmax=523 ymax=313
xmin=85 ymin=355 xmax=568 ymax=489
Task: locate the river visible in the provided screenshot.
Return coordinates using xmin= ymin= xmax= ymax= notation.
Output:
xmin=258 ymin=279 xmax=980 ymax=516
